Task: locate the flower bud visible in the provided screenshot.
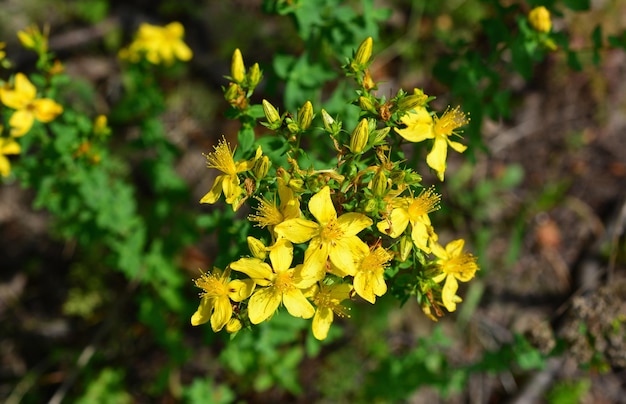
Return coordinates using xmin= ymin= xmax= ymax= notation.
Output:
xmin=362 ymin=69 xmax=376 ymax=91
xmin=358 ymin=96 xmax=377 ymax=114
xmin=398 ymin=89 xmax=428 ymax=112
xmin=371 ymin=169 xmax=388 ymax=197
xmin=528 ymin=6 xmax=551 ymax=33
xmin=321 ymin=109 xmax=335 ymax=132
xmin=247 ymin=62 xmax=262 ymax=88
xmin=354 ymin=36 xmax=373 ymax=67
xmin=262 ymin=99 xmax=281 ymax=126
xmin=231 ymin=48 xmax=245 ymax=83
xmin=349 ymin=118 xmax=369 ymax=153
xmin=288 ymin=178 xmax=305 ymax=192
xmin=363 ymin=198 xmax=377 ymax=213
xmin=226 ymin=318 xmax=242 ymax=333
xmin=297 ymin=101 xmax=313 ymax=131
xmin=399 ymin=235 xmax=413 ymax=262
xmin=253 ymin=155 xmax=271 ymax=179
xmin=247 ymin=236 xmax=267 ymax=260
xmin=371 ymin=127 xmax=390 ymax=144
xmin=224 ymin=82 xmax=240 ymax=101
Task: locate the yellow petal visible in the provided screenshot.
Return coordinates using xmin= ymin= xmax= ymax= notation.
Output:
xmin=14 ymin=73 xmax=37 ymax=101
xmin=268 ymin=238 xmax=293 ymax=273
xmin=229 ymin=258 xmax=273 ymax=286
xmin=0 ymin=138 xmax=21 ymax=155
xmin=448 ymin=139 xmax=467 ymax=154
xmin=312 ymin=307 xmax=333 ymax=340
xmin=446 ymin=239 xmax=465 ymax=257
xmin=282 ymin=288 xmax=315 ymax=319
xmin=354 ymin=269 xmax=386 ymax=304
xmin=200 ymin=175 xmax=225 ymax=204
xmin=227 ymin=279 xmax=255 ymax=302
xmin=336 ymin=212 xmax=373 ymax=236
xmin=301 ymin=238 xmax=328 ymax=281
xmin=32 ymin=99 xmax=63 ymax=122
xmin=190 ymin=296 xmax=213 ymax=326
xmin=377 ymin=207 xmax=409 ymax=238
xmin=9 ymin=110 xmax=35 ymax=137
xmin=426 ymin=135 xmax=448 ymax=179
xmin=210 ymin=296 xmax=233 ymax=332
xmin=441 ymin=276 xmax=460 ymax=312
xmin=248 ymin=287 xmax=281 ymax=324
xmin=309 ymin=186 xmax=336 ymax=224
xmin=395 ymin=107 xmax=434 ymax=143
xmin=274 ymin=218 xmax=319 ymax=244
xmin=410 ymin=220 xmax=431 ymax=253
xmin=0 ymin=156 xmax=11 ymax=177
xmin=329 ymin=236 xmax=367 ymax=276
xmin=222 ymin=175 xmax=242 ymax=204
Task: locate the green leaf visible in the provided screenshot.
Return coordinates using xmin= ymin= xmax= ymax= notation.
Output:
xmin=562 ymin=0 xmax=590 ymax=11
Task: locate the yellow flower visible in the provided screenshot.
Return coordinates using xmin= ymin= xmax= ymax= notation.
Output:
xmin=0 ymin=73 xmax=63 ymax=137
xmin=200 ymin=137 xmax=254 ymax=209
xmin=351 ymin=246 xmax=393 ymax=304
xmin=431 ymin=239 xmax=479 ymax=312
xmin=191 ymin=267 xmax=255 ymax=332
xmin=120 ymin=22 xmax=192 ymax=65
xmin=395 ymin=106 xmax=468 ymax=181
xmin=230 ymin=239 xmax=317 ymax=324
xmin=0 ymin=137 xmax=21 ymax=177
xmin=528 ymin=6 xmax=552 ymax=33
xmin=249 ymin=177 xmax=301 ymax=231
xmin=377 ymin=187 xmax=440 ymax=253
xmin=0 ymin=42 xmax=6 ymax=61
xmin=310 ymin=283 xmax=352 ymax=340
xmin=274 ymin=186 xmax=373 ymax=281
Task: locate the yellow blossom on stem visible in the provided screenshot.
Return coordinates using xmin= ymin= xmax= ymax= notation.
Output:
xmin=377 ymin=187 xmax=440 ymax=253
xmin=528 ymin=6 xmax=552 ymax=33
xmin=310 ymin=283 xmax=352 ymax=340
xmin=274 ymin=186 xmax=373 ymax=281
xmin=0 ymin=73 xmax=63 ymax=137
xmin=249 ymin=178 xmax=301 ymax=235
xmin=230 ymin=239 xmax=317 ymax=324
xmin=395 ymin=106 xmax=468 ymax=181
xmin=191 ymin=267 xmax=255 ymax=332
xmin=0 ymin=137 xmax=21 ymax=177
xmin=120 ymin=22 xmax=192 ymax=65
xmin=17 ymin=25 xmax=49 ymax=54
xmin=431 ymin=239 xmax=479 ymax=312
xmin=200 ymin=137 xmax=254 ymax=209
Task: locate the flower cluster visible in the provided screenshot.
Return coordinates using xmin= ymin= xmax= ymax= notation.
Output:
xmin=0 ymin=27 xmax=63 ymax=177
xmin=192 ymin=38 xmax=480 ymax=340
xmin=118 ymin=22 xmax=193 ymax=65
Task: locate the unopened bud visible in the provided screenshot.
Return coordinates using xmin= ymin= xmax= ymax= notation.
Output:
xmin=297 ymin=101 xmax=313 ymax=131
xmin=349 ymin=118 xmax=369 ymax=153
xmin=351 ymin=37 xmax=373 ymax=71
xmin=371 ymin=169 xmax=388 ymax=197
xmin=399 ymin=235 xmax=413 ymax=262
xmin=398 ymin=89 xmax=428 ymax=112
xmin=358 ymin=96 xmax=377 ymax=114
xmin=224 ymin=82 xmax=240 ymax=101
xmin=226 ymin=318 xmax=242 ymax=333
xmin=362 ymin=69 xmax=376 ymax=91
xmin=247 ymin=236 xmax=267 ymax=260
xmin=288 ymin=178 xmax=305 ymax=192
xmin=371 ymin=127 xmax=390 ymax=144
xmin=363 ymin=198 xmax=377 ymax=213
xmin=528 ymin=6 xmax=552 ymax=33
xmin=321 ymin=109 xmax=334 ymax=132
xmin=231 ymin=48 xmax=245 ymax=83
xmin=253 ymin=155 xmax=271 ymax=179
xmin=262 ymin=99 xmax=281 ymax=125
xmin=247 ymin=63 xmax=262 ymax=88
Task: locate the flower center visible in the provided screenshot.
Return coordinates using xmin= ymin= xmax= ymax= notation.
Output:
xmin=249 ymin=196 xmax=283 ymax=228
xmin=273 ymin=271 xmax=295 ymax=294
xmin=434 ymin=106 xmax=469 ymax=137
xmin=319 ymin=219 xmax=344 ymax=244
xmin=195 ymin=273 xmax=228 ymax=298
xmin=206 ymin=138 xmax=237 ymax=175
xmin=408 ymin=187 xmax=441 ymax=219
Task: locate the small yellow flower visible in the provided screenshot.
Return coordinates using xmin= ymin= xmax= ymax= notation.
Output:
xmin=120 ymin=22 xmax=192 ymax=65
xmin=395 ymin=106 xmax=468 ymax=181
xmin=191 ymin=267 xmax=255 ymax=332
xmin=274 ymin=186 xmax=373 ymax=281
xmin=0 ymin=137 xmax=21 ymax=177
xmin=230 ymin=239 xmax=317 ymax=324
xmin=200 ymin=137 xmax=254 ymax=209
xmin=310 ymin=283 xmax=352 ymax=340
xmin=0 ymin=73 xmax=63 ymax=137
xmin=528 ymin=6 xmax=552 ymax=33
xmin=249 ymin=178 xmax=301 ymax=231
xmin=377 ymin=187 xmax=440 ymax=253
xmin=431 ymin=239 xmax=479 ymax=312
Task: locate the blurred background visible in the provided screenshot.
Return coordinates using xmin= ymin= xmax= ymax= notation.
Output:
xmin=1 ymin=0 xmax=625 ymax=402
